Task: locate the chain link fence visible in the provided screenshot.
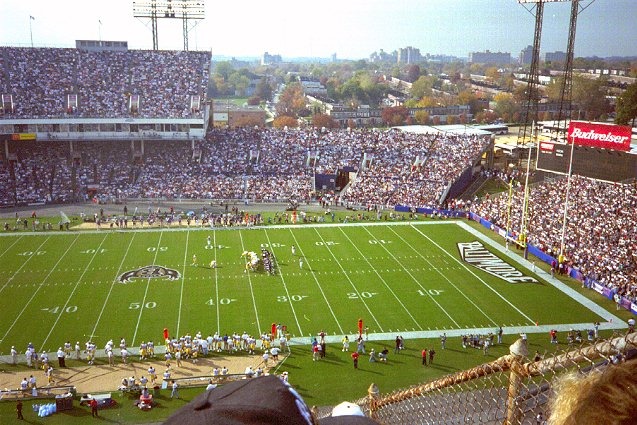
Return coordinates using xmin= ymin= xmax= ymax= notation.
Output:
xmin=317 ymin=332 xmax=637 ymax=425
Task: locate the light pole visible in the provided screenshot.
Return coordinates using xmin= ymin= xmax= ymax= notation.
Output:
xmin=559 ymin=132 xmax=576 ymax=258
xmin=29 ymin=15 xmax=34 ymax=48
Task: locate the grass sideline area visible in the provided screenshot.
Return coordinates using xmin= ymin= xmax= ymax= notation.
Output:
xmin=0 ymin=208 xmax=629 ymax=423
xmin=0 ymin=331 xmax=627 ymax=424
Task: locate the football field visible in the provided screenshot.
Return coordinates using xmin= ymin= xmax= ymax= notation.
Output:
xmin=0 ymin=220 xmax=624 ymax=355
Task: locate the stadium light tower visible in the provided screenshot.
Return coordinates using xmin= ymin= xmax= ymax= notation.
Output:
xmin=550 ymin=0 xmax=596 ymax=141
xmin=515 ymin=1 xmax=567 ymax=146
xmin=133 ymin=0 xmax=205 ymax=51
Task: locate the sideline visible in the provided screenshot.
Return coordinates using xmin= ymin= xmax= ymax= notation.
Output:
xmin=0 ymin=218 xmax=455 ymax=237
xmin=454 ymin=220 xmax=626 ymax=329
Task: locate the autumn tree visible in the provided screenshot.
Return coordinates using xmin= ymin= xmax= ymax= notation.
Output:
xmin=247 ymin=96 xmax=261 ymax=106
xmin=276 ymin=83 xmax=306 ymax=118
xmin=406 ymin=64 xmax=421 ymax=83
xmin=413 ymin=110 xmax=430 ymax=124
xmin=312 ymin=113 xmax=338 ymax=129
xmin=493 ymin=92 xmax=519 ymax=122
xmin=273 ymin=115 xmax=298 ymax=128
xmin=457 ymin=90 xmax=485 ymax=115
xmin=485 ymin=67 xmax=500 ymax=83
xmin=381 ymin=106 xmax=410 ymax=126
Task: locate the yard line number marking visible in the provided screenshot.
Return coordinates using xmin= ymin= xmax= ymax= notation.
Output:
xmin=289 ymin=229 xmax=344 ymax=334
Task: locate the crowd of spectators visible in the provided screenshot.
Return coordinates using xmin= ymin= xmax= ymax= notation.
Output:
xmin=470 ymin=175 xmax=637 ymax=303
xmin=0 ymin=47 xmax=209 ymax=119
xmin=0 ymin=128 xmax=489 ymax=209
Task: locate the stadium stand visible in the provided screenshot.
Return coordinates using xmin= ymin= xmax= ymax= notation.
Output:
xmin=0 ymin=47 xmax=209 ymax=119
xmin=0 ymin=128 xmax=490 ymax=208
xmin=471 ymin=175 xmax=637 ymax=304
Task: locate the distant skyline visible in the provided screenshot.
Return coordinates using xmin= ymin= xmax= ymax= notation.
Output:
xmin=1 ymin=0 xmax=636 ymax=60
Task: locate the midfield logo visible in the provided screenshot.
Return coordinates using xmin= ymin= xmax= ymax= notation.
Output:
xmin=457 ymin=241 xmax=537 ymax=283
xmin=118 ymin=265 xmax=180 ymax=283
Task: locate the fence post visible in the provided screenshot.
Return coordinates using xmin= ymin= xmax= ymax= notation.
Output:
xmin=367 ymin=383 xmax=380 ymax=420
xmin=505 ymin=338 xmax=528 ymax=425
xmin=505 ymin=357 xmax=524 ymax=425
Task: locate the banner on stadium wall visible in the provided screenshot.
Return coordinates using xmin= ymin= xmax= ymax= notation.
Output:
xmin=631 ymin=303 xmax=637 ymax=315
xmin=567 ymin=121 xmax=631 ymax=152
xmin=591 ymin=281 xmax=604 ymax=295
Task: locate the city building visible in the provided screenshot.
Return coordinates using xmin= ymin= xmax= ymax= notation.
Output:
xmin=544 ymin=51 xmax=567 ymax=63
xmin=469 ymin=50 xmax=511 ymax=65
xmin=261 ymin=52 xmax=282 ymax=66
xmin=519 ymin=45 xmax=533 ymax=65
xmin=397 ymin=46 xmax=422 ymax=64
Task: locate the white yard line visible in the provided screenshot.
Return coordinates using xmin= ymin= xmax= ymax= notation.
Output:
xmin=313 ymin=227 xmax=384 ymax=332
xmin=213 ymin=230 xmax=220 ymax=334
xmin=455 ymin=221 xmax=626 ymax=326
xmin=264 ymin=229 xmax=303 ymax=336
xmin=131 ymin=231 xmax=163 ymax=346
xmin=175 ymin=231 xmax=190 ymax=337
xmin=338 ymin=227 xmax=422 ymax=330
xmin=40 ymin=234 xmax=108 ymax=350
xmin=0 ymin=235 xmax=23 ymax=258
xmin=1 ymin=235 xmax=79 ymax=344
xmin=386 ymin=226 xmax=498 ymax=327
xmin=410 ymin=224 xmax=536 ymax=325
xmin=89 ymin=232 xmax=137 ymax=339
xmin=0 ymin=236 xmax=50 ymax=294
xmin=289 ymin=229 xmax=344 ymax=334
xmin=238 ymin=230 xmax=262 ymax=335
xmin=360 ymin=226 xmax=461 ymax=328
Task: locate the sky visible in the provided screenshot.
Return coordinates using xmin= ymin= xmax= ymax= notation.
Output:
xmin=1 ymin=0 xmax=635 ymax=60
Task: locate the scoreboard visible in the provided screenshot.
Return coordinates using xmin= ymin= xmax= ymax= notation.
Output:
xmin=536 ymin=141 xmax=637 ymax=182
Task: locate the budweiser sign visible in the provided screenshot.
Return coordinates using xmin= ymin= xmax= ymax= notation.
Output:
xmin=539 ymin=142 xmax=554 ymax=152
xmin=567 ymin=121 xmax=632 ymax=152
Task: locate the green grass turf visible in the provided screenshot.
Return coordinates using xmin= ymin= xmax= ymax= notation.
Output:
xmin=0 ymin=219 xmax=625 ymax=423
xmin=0 ymin=331 xmax=624 ymax=424
xmin=0 ymin=221 xmax=602 ymax=352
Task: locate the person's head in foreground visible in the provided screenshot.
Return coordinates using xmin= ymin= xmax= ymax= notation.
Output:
xmin=548 ymin=357 xmax=637 ymax=425
xmin=164 ymin=375 xmax=379 ymax=425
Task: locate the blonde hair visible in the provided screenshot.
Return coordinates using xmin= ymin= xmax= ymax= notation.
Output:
xmin=548 ymin=359 xmax=637 ymax=425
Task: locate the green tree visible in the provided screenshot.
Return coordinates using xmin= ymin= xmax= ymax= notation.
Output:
xmin=228 ymin=73 xmax=250 ymax=97
xmin=615 ymin=81 xmax=637 ymax=126
xmin=215 ymin=61 xmax=233 ymax=80
xmin=410 ymin=76 xmax=435 ymax=100
xmin=255 ymin=77 xmax=273 ymax=102
xmin=572 ymin=75 xmax=610 ymax=120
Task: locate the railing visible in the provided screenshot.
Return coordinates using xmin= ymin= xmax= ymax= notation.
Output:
xmin=320 ymin=332 xmax=637 ymax=425
xmin=0 ymin=385 xmax=75 ymax=400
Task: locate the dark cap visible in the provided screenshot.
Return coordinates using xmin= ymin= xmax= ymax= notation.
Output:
xmin=164 ymin=375 xmax=315 ymax=425
xmin=165 ymin=375 xmax=379 ymax=425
